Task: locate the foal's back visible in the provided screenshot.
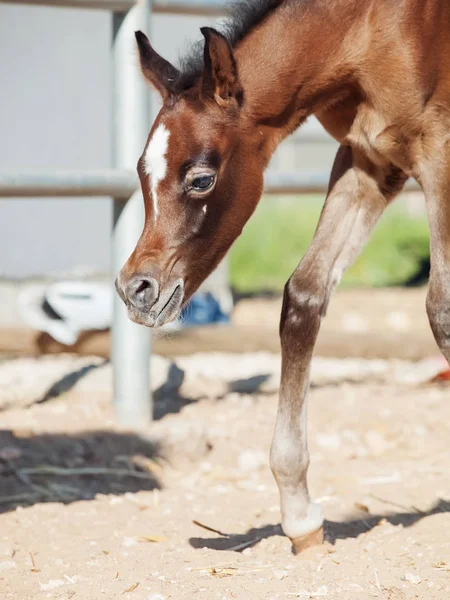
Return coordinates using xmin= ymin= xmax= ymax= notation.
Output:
xmin=362 ymin=0 xmax=450 ymax=105
xmin=315 ymin=0 xmax=450 ymax=174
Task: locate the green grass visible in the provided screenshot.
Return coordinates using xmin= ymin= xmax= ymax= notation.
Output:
xmin=229 ymin=195 xmax=430 ymax=293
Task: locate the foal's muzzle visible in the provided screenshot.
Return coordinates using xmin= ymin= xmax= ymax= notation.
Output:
xmin=115 ymin=273 xmax=184 ymax=328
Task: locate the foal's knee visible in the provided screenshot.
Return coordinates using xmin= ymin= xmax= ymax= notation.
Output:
xmin=426 ymin=287 xmax=450 ymax=351
xmin=280 ymin=271 xmax=327 ymax=343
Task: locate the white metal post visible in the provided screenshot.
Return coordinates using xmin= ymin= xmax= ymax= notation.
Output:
xmin=112 ymin=1 xmax=152 ymax=426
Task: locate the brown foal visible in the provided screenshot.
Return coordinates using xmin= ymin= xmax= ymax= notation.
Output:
xmin=116 ymin=0 xmax=450 ymax=553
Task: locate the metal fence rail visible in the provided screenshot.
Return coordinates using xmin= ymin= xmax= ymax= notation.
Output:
xmin=0 ymin=169 xmax=420 ymax=197
xmin=6 ymin=0 xmax=136 ymax=9
xmin=0 ymin=170 xmax=136 ymax=198
xmin=0 ymin=0 xmax=227 ymax=14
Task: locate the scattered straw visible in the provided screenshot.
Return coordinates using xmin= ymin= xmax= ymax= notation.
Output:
xmin=19 ymin=466 xmax=155 ymax=480
xmin=209 ymin=567 xmax=237 ymax=578
xmin=192 ymin=520 xmax=231 ymax=537
xmin=0 ymin=492 xmax=39 ymax=505
xmin=29 ymin=552 xmax=40 ymax=573
xmin=123 ymin=582 xmax=140 ymax=593
xmin=374 ymin=569 xmax=381 ymax=592
xmin=191 ymin=520 xmax=264 ymax=551
xmin=116 ymin=455 xmax=163 ymax=475
xmin=285 ymin=586 xmax=328 ymax=597
xmin=191 ymin=563 xmax=237 ymax=572
xmin=226 ymin=536 xmax=265 ymax=552
xmin=138 ymin=535 xmax=167 ymax=543
xmin=369 ymin=494 xmax=421 ymax=513
xmin=12 ymin=467 xmax=56 ymax=501
xmin=192 ymin=562 xmax=273 ymax=574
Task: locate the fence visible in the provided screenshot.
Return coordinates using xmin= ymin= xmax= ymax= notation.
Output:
xmin=0 ymin=0 xmax=420 ymax=426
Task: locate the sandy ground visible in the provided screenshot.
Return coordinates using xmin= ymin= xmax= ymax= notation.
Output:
xmin=0 ymin=347 xmax=449 ymax=599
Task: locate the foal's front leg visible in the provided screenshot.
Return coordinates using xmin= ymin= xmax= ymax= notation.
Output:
xmin=421 ymin=153 xmax=450 ymax=367
xmin=270 ymin=146 xmax=406 ymax=553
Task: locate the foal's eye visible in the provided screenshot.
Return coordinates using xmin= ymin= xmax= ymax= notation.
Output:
xmin=186 ymin=169 xmax=216 ymax=194
xmin=192 ymin=174 xmax=215 ymax=191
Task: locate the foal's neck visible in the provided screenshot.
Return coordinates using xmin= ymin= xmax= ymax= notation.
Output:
xmin=235 ymin=0 xmax=361 ymax=152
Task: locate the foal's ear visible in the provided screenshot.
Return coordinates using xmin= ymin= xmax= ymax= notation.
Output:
xmin=135 ymin=31 xmax=180 ymax=100
xmin=200 ymin=27 xmax=242 ymax=107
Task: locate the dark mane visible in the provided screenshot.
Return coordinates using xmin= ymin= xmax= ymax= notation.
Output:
xmin=176 ymin=0 xmax=285 ymax=91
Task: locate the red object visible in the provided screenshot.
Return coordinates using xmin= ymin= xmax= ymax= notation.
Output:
xmin=431 ymin=358 xmax=450 ymax=382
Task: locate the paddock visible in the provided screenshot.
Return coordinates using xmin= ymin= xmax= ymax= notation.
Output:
xmin=1 ymin=288 xmax=449 ymax=600
xmin=2 ymin=0 xmax=450 ymax=596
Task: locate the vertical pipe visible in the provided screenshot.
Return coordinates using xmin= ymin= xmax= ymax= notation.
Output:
xmin=111 ymin=2 xmax=152 ymax=426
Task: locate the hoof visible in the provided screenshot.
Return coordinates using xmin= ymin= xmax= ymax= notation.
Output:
xmin=291 ymin=526 xmax=324 ymax=554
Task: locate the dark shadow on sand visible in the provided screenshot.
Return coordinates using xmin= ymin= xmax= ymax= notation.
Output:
xmin=189 ymin=498 xmax=450 ymax=552
xmin=0 ymin=429 xmax=161 ymax=514
xmin=38 ymin=360 xmax=108 ymax=403
xmin=153 ymin=366 xmax=273 ymax=420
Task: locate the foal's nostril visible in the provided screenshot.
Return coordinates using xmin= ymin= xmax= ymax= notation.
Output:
xmin=135 ymin=279 xmax=151 ymax=296
xmin=126 ymin=276 xmax=159 ymax=311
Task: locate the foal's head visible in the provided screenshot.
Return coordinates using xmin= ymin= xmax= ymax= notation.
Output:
xmin=116 ymin=28 xmax=268 ymax=327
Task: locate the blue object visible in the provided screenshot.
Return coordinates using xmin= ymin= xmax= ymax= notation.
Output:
xmin=180 ymin=292 xmax=230 ymax=327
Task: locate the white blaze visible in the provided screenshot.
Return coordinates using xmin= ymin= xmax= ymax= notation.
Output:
xmin=144 ymin=123 xmax=170 ymax=220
